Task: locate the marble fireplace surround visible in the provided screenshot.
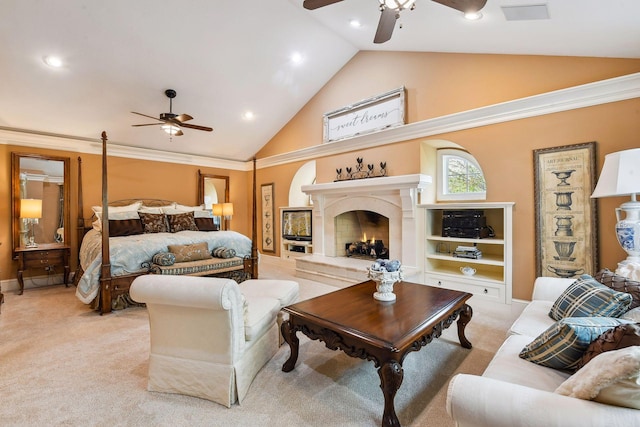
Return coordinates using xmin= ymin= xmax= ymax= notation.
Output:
xmin=299 ymin=174 xmax=432 ymax=285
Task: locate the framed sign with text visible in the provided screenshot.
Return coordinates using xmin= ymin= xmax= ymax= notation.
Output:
xmin=323 ymin=87 xmax=406 ymax=143
xmin=534 ymin=142 xmax=598 ymax=278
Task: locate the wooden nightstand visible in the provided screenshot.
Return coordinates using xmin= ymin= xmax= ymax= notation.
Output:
xmin=14 ymin=243 xmax=70 ymax=295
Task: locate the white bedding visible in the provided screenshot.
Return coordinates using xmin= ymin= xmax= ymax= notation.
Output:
xmin=75 ymin=229 xmax=252 ymax=304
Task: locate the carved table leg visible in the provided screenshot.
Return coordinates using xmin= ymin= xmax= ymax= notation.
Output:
xmin=64 ymin=265 xmax=70 ymax=287
xmin=281 ymin=320 xmax=300 ymax=372
xmin=18 ymin=269 xmax=24 ymax=295
xmin=378 ymin=360 xmax=404 ymax=427
xmin=457 ymin=304 xmax=473 ymax=349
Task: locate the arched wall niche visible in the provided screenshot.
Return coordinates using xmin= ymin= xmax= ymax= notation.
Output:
xmin=420 ymin=139 xmax=486 ymax=204
xmin=288 ymin=160 xmax=316 ymax=207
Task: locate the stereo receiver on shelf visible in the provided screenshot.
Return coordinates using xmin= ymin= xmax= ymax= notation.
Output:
xmin=441 ymin=210 xmax=493 ymax=239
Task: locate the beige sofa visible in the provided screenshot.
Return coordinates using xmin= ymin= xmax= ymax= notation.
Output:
xmin=446 ymin=277 xmax=639 ymax=427
xmin=130 ymin=275 xmax=298 ymax=407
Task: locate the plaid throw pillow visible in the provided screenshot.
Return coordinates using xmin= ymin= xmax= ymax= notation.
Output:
xmin=519 ymin=317 xmax=631 ymax=371
xmin=549 ymin=274 xmax=632 ymax=321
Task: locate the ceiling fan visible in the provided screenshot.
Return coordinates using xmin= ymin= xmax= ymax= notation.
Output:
xmin=303 ymin=0 xmax=487 ymax=44
xmin=131 ymin=89 xmax=213 ymax=136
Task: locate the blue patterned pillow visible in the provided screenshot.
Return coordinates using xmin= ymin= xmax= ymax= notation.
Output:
xmin=213 ymin=246 xmax=236 ymax=259
xmin=152 ymin=252 xmax=176 ymax=266
xmin=519 ymin=317 xmax=631 ymax=371
xmin=549 ymin=274 xmax=632 ymax=321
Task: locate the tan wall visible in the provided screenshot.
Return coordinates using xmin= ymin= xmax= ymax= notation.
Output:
xmin=0 ymin=147 xmax=248 ymax=281
xmin=256 ymin=51 xmax=640 ymax=300
xmin=3 ymin=51 xmax=640 ymax=300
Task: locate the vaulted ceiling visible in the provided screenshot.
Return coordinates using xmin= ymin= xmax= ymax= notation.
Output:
xmin=1 ymin=0 xmax=639 ymax=162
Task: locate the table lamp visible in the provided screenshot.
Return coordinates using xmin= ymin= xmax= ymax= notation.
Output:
xmin=222 ymin=202 xmax=234 ymax=229
xmin=20 ymin=198 xmax=43 ymax=248
xmin=591 ymin=148 xmax=640 ymax=278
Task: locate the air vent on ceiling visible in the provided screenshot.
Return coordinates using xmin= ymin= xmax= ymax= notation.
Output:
xmin=501 ymin=4 xmax=550 ymax=21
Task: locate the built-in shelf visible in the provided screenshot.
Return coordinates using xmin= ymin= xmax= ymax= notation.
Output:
xmin=420 ymin=202 xmax=514 ymax=304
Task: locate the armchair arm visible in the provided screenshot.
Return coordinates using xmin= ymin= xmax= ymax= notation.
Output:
xmin=446 ymin=374 xmax=637 ymax=427
xmin=130 ymin=275 xmax=240 ymax=309
xmin=531 ymin=277 xmax=575 ymax=302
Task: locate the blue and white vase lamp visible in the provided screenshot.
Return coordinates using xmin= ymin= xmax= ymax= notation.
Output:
xmin=591 ymin=148 xmax=640 ymax=279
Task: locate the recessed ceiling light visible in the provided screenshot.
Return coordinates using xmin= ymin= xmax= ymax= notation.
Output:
xmin=464 ymin=11 xmax=482 ymax=20
xmin=290 ymin=52 xmax=303 ymax=65
xmin=242 ymin=111 xmax=255 ymax=121
xmin=349 ymin=19 xmax=361 ymax=28
xmin=43 ymin=55 xmax=63 ymax=68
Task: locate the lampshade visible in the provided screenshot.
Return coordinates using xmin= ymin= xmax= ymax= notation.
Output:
xmin=591 ymin=148 xmax=640 ymax=198
xmin=591 ymin=148 xmax=640 ymax=274
xmin=222 ymin=202 xmax=234 ymax=217
xmin=20 ymin=199 xmax=42 ymax=219
xmin=212 ymin=203 xmax=223 ymax=217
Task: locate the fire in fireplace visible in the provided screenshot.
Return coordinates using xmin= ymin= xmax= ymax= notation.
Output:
xmin=345 ymin=234 xmax=389 ymax=259
xmin=336 ymin=210 xmax=390 ymax=259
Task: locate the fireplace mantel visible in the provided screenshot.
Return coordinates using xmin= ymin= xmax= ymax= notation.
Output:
xmin=300 ymin=174 xmax=431 ymax=284
xmin=301 ymin=174 xmax=432 ymax=197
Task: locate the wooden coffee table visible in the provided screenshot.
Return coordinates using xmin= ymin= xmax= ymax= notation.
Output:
xmin=281 ymin=280 xmax=473 ymax=427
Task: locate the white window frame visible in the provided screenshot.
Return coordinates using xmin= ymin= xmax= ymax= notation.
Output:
xmin=436 ymin=149 xmax=487 ymax=201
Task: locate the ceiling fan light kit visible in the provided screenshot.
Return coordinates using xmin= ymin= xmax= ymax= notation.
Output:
xmin=131 ymin=89 xmax=213 ymax=137
xmin=304 ymin=0 xmax=486 ymax=44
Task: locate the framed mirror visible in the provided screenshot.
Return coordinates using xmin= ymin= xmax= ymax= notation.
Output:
xmin=198 ymin=170 xmax=229 ymax=229
xmin=11 ymin=153 xmax=71 ymax=257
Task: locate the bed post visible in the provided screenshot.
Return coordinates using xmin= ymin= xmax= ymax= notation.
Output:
xmin=76 ymin=156 xmax=84 ymax=251
xmin=99 ymin=131 xmax=112 ymax=314
xmin=250 ymin=157 xmax=258 ymax=279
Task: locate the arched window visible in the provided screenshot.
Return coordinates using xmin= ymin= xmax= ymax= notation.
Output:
xmin=437 ymin=149 xmax=486 ymax=201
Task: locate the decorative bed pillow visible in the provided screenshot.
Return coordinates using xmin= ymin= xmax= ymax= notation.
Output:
xmin=576 ymin=323 xmax=640 ymax=369
xmin=595 ymin=268 xmax=640 ymax=309
xmin=519 ymin=317 xmax=631 ymax=371
xmin=152 ymin=252 xmax=176 ymax=266
xmin=195 ymin=217 xmax=218 ymax=231
xmin=213 ymin=247 xmax=236 ymax=258
xmin=92 ymin=211 xmax=140 ymax=231
xmin=549 ymin=274 xmax=632 ymax=321
xmin=555 ymin=346 xmax=640 ymax=409
xmin=168 ymin=242 xmax=212 ymax=262
xmin=174 ymin=203 xmax=205 ymax=212
xmin=139 ymin=212 xmax=169 ymax=233
xmin=166 ymin=211 xmax=198 ymax=233
xmin=92 ymin=202 xmax=142 ymax=219
xmin=108 ymin=218 xmax=144 ymax=237
xmin=193 ymin=210 xmax=213 ymax=218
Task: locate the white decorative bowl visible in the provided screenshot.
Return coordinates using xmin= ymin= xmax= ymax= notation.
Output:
xmin=368 ymin=268 xmax=403 ymax=301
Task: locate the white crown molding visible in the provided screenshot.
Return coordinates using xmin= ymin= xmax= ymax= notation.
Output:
xmin=2 ymin=72 xmax=639 ymax=171
xmin=0 ymin=128 xmax=250 ymax=171
xmin=256 ymin=72 xmax=640 ymax=169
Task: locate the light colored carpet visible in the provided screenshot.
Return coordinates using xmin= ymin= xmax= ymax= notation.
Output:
xmin=0 ymin=257 xmax=524 ymax=426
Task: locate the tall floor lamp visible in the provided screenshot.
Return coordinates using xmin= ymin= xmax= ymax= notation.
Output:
xmin=20 ymin=198 xmax=43 ymax=248
xmin=591 ymin=148 xmax=640 ymax=279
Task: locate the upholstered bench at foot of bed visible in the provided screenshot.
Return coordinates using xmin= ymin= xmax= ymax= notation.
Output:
xmin=149 ymin=256 xmax=247 ymax=280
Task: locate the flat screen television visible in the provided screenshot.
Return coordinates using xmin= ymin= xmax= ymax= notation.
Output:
xmin=282 ymin=209 xmax=312 ymax=241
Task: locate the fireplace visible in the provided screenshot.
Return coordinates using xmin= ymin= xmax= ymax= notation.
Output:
xmin=337 ymin=210 xmax=389 ymax=259
xmin=296 ymin=174 xmax=431 ymax=286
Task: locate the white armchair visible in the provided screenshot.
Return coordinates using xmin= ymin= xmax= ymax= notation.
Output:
xmin=130 ymin=275 xmax=298 ymax=407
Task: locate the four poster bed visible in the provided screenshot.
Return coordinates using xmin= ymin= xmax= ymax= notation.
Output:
xmin=74 ymin=132 xmax=259 ymax=314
